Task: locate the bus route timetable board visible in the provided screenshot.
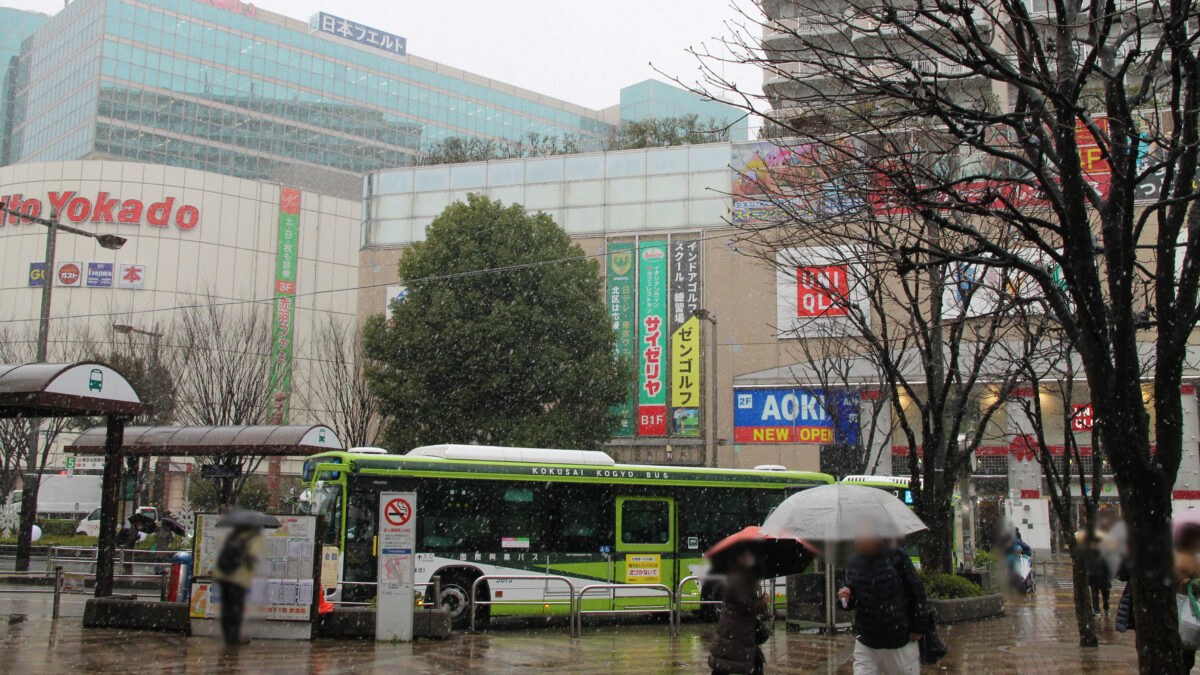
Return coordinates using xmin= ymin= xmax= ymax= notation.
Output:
xmin=190 ymin=513 xmax=317 ymax=623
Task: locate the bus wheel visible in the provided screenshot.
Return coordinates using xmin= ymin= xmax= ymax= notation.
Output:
xmin=433 ymin=573 xmax=488 ymax=631
xmin=700 ymin=581 xmax=724 ymax=622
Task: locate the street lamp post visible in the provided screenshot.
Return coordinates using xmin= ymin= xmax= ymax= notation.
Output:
xmin=2 ymin=202 xmax=126 ymax=572
xmin=111 ymin=323 xmax=162 ymax=513
xmin=693 ymin=309 xmax=719 ymax=468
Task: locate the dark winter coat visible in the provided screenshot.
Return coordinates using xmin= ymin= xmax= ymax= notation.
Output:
xmin=708 ymin=566 xmax=768 ymax=674
xmin=1086 ymin=547 xmax=1111 ymax=590
xmin=1115 ymin=559 xmax=1134 ymax=633
xmin=844 ymin=548 xmax=930 ymax=650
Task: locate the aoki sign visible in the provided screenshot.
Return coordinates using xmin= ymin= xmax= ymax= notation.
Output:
xmin=0 ymin=192 xmax=200 ymax=231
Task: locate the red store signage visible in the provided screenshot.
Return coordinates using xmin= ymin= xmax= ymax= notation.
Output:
xmin=0 ymin=192 xmax=199 ymax=231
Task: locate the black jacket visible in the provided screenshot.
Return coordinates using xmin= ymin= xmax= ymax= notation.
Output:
xmin=1115 ymin=559 xmax=1134 ymax=633
xmin=708 ymin=567 xmax=768 ymax=674
xmin=845 ymin=548 xmax=930 ymax=650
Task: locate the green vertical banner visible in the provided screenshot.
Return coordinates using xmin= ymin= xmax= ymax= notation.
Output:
xmin=608 ymin=242 xmax=638 ymax=437
xmin=270 ymin=187 xmax=301 ymax=424
xmin=638 ymin=241 xmax=668 ymax=436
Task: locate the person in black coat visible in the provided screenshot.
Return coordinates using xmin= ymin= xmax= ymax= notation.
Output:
xmin=838 ymin=529 xmax=929 ymax=674
xmin=1085 ymin=541 xmax=1112 ymax=615
xmin=709 ymin=552 xmax=768 ymax=675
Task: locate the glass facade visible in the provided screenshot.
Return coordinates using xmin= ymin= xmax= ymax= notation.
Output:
xmin=0 ymin=8 xmax=48 ymax=165
xmin=2 ymin=0 xmax=623 ymax=195
xmin=363 ymin=142 xmax=735 ymax=246
xmin=619 ymin=80 xmax=749 ymax=140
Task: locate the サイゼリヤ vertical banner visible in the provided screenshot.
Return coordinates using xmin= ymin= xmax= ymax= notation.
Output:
xmin=670 ymin=239 xmax=702 ymax=437
xmin=270 ymin=187 xmax=301 ymax=424
xmin=608 ymin=242 xmax=638 ymax=437
xmin=638 ymin=241 xmax=668 ymax=436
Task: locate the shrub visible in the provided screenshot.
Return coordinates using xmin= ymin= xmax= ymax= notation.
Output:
xmin=920 ymin=571 xmax=986 ymax=599
xmin=973 ymin=550 xmax=997 ymax=569
xmin=38 ymin=518 xmax=80 ymax=537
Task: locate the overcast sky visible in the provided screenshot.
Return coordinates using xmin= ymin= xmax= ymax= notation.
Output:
xmin=8 ymin=0 xmax=763 ymax=112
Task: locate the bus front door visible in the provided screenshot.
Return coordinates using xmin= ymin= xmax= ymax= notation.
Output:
xmin=614 ymin=496 xmax=676 ymax=609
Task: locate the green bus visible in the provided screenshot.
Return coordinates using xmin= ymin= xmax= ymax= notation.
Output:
xmin=304 ymin=444 xmax=833 ymax=628
xmin=839 ymin=474 xmax=968 ymax=569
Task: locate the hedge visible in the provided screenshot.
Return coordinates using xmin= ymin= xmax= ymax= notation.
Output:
xmin=920 ymin=571 xmax=986 ymax=599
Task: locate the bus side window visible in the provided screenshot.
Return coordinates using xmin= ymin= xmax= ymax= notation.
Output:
xmin=501 ymin=487 xmax=542 ymax=549
xmin=553 ymin=486 xmax=611 ymax=552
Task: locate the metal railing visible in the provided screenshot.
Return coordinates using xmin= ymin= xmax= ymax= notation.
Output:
xmin=470 ymin=574 xmax=577 ymax=636
xmin=0 ymin=567 xmax=64 ymax=619
xmin=673 ymin=574 xmax=722 ymax=632
xmin=46 ymin=546 xmax=179 ymax=577
xmin=574 ymin=583 xmax=675 ymax=637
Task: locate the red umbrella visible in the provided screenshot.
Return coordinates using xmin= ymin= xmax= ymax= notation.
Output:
xmin=705 ymin=526 xmax=818 ymax=579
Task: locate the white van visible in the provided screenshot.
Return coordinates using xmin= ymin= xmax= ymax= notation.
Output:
xmin=75 ymin=507 xmax=101 ymax=536
xmin=75 ymin=506 xmax=157 ymax=537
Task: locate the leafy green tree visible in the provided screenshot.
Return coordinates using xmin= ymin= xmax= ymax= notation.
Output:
xmin=605 ymin=114 xmax=731 ymax=150
xmin=420 ymin=133 xmax=587 ymax=165
xmin=364 ymin=194 xmax=630 ymax=450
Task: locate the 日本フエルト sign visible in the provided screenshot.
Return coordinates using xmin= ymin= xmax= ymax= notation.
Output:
xmin=310 ymin=12 xmax=406 ymax=55
xmin=638 ymin=242 xmax=667 ymax=436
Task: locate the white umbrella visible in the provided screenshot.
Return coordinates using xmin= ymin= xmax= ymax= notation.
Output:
xmin=761 ymin=483 xmax=928 ymax=542
xmin=761 ymin=483 xmax=928 ymax=635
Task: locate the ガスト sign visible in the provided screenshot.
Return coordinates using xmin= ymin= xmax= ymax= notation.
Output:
xmin=0 ymin=192 xmax=199 ymax=231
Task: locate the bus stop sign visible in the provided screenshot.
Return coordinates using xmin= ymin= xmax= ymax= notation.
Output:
xmin=376 ymin=491 xmax=417 ymax=642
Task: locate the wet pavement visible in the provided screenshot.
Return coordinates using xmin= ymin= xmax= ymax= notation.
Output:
xmin=0 ymin=576 xmax=1140 ymax=673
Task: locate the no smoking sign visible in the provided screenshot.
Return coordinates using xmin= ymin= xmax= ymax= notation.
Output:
xmin=384 ymin=498 xmax=412 ymax=526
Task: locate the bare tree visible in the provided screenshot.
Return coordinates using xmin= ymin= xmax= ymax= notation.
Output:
xmin=0 ymin=322 xmax=88 ymax=569
xmin=299 ymin=316 xmax=379 ymax=448
xmin=686 ymin=0 xmax=1200 ymax=665
xmin=170 ymin=299 xmax=273 ymax=508
xmin=788 ymin=323 xmax=894 ymax=477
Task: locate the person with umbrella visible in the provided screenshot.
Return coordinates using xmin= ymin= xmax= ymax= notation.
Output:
xmin=759 ymin=484 xmax=933 ymax=674
xmin=837 ymin=518 xmax=930 ymax=675
xmin=705 ymin=527 xmax=817 ymax=674
xmin=213 ymin=509 xmax=272 ymax=646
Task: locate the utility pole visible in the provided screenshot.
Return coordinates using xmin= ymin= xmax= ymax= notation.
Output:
xmin=694 ymin=309 xmax=719 ymax=467
xmin=111 ymin=324 xmax=163 ymax=513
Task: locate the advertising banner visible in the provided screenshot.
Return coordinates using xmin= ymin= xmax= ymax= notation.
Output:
xmin=270 ymin=188 xmax=301 ymax=424
xmin=55 ymin=261 xmax=82 ymax=287
xmin=733 ymin=387 xmax=859 ymax=445
xmin=607 ymin=242 xmax=638 ymax=437
xmin=670 ymin=238 xmax=702 ymax=437
xmin=638 ymin=242 xmax=668 ymax=436
xmin=776 ymin=247 xmax=864 ymax=336
xmin=87 ymin=262 xmax=113 ymax=288
xmin=118 ymin=264 xmax=146 ymax=289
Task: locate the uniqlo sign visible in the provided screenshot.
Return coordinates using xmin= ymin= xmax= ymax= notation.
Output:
xmin=1071 ymin=404 xmax=1095 ymax=432
xmin=796 ymin=265 xmax=849 ymax=317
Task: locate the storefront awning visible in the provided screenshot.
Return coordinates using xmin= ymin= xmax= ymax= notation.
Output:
xmin=0 ymin=362 xmax=150 ymax=418
xmin=65 ymin=424 xmax=343 ymax=456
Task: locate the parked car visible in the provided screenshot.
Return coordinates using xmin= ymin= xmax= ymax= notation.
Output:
xmin=75 ymin=505 xmax=159 ymax=537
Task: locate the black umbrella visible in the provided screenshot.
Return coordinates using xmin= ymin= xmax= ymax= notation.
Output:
xmin=706 ymin=526 xmax=818 ymax=579
xmin=160 ymin=517 xmax=187 ymax=537
xmin=217 ymin=509 xmax=282 ymax=529
xmin=127 ymin=512 xmax=158 ymax=534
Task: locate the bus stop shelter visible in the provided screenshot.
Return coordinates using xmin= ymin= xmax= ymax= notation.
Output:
xmin=66 ymin=424 xmax=343 ymax=458
xmin=67 ymin=424 xmax=344 ymax=511
xmin=0 ymin=362 xmax=150 ymax=597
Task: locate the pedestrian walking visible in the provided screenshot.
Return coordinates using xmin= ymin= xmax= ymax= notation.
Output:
xmin=213 ymin=522 xmax=263 ymax=647
xmin=838 ymin=525 xmax=930 ymax=675
xmin=708 ymin=551 xmax=769 ymax=675
xmin=1084 ymin=538 xmax=1112 ymax=615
